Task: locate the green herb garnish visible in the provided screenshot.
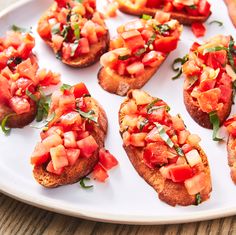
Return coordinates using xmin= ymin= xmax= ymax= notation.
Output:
xmin=203 ymin=46 xmax=228 ymax=54
xmin=142 ymin=14 xmax=152 ymax=20
xmin=175 ymin=146 xmax=184 ymax=157
xmin=147 ymin=33 xmax=156 ymax=46
xmin=208 ymin=20 xmax=223 ymax=27
xmin=118 ymin=54 xmax=130 ymax=60
xmin=187 ymin=75 xmax=199 ymax=89
xmin=60 ymin=83 xmax=72 ymax=92
xmin=11 ymin=25 xmax=32 ymax=33
xmin=74 ymin=23 xmax=80 ymax=40
xmin=154 ymin=24 xmax=171 ymax=35
xmin=189 ymin=5 xmax=197 ymax=9
xmin=135 ymin=47 xmax=146 ymax=56
xmin=56 ymin=51 xmax=62 ymax=60
xmin=76 ymin=109 xmax=98 ymax=123
xmin=80 ymin=177 xmax=93 ymax=189
xmin=154 ymin=123 xmax=174 ymax=148
xmin=1 ymin=114 xmax=15 ymax=135
xmin=195 ymin=193 xmax=201 ymax=205
xmin=70 ymin=40 xmax=79 ymax=57
xmin=62 ymin=25 xmax=71 ymax=40
xmin=139 ymin=119 xmax=148 ymax=131
xmin=26 ymin=89 xmax=38 ymax=102
xmin=36 ymin=90 xmax=51 ymax=122
xmin=51 ymin=23 xmax=61 ymax=35
xmin=171 ymin=55 xmax=189 ymax=80
xmin=146 ymin=98 xmax=161 ymax=113
xmin=147 ymin=105 xmax=166 ymax=114
xmin=7 ymin=57 xmax=22 ymax=67
xmin=209 ymin=111 xmax=223 ymax=141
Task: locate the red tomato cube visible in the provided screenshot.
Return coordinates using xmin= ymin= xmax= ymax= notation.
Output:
xmin=99 ymin=148 xmax=118 ymax=170
xmin=77 ymin=135 xmax=99 ymax=158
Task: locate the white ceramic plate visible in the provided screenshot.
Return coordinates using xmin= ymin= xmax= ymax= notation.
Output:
xmin=0 ymin=0 xmax=236 ymax=225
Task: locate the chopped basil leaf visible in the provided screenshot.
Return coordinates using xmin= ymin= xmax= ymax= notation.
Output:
xmin=51 ymin=23 xmax=61 ymax=35
xmin=76 ymin=109 xmax=98 ymax=123
xmin=11 ymin=25 xmax=32 ymax=33
xmin=208 ymin=20 xmax=223 ymax=27
xmin=195 ymin=193 xmax=201 ymax=205
xmin=203 ymin=46 xmax=227 ymax=54
xmin=171 ymin=55 xmax=189 ymax=80
xmin=135 ymin=47 xmax=146 ymax=56
xmin=60 ymin=83 xmax=72 ymax=92
xmin=154 ymin=24 xmax=171 ymax=35
xmin=56 ymin=51 xmax=62 ymax=60
xmin=74 ymin=23 xmax=80 ymax=40
xmin=139 ymin=119 xmax=148 ymax=131
xmin=189 ymin=5 xmax=197 ymax=9
xmin=80 ymin=177 xmax=93 ymax=189
xmin=1 ymin=113 xmax=15 ymax=135
xmin=62 ymin=25 xmax=71 ymax=40
xmin=26 ymin=89 xmax=38 ymax=102
xmin=228 ymin=36 xmax=236 ymax=72
xmin=7 ymin=57 xmax=22 ymax=67
xmin=75 ymin=0 xmax=83 ymax=3
xmin=175 ymin=146 xmax=184 ymax=157
xmin=146 ymin=98 xmax=161 ymax=112
xmin=147 ymin=33 xmax=156 ymax=46
xmin=118 ymin=54 xmax=130 ymax=60
xmin=147 ymin=105 xmax=166 ymax=114
xmin=70 ymin=40 xmax=79 ymax=57
xmin=36 ymin=90 xmax=51 ymax=122
xmin=142 ymin=14 xmax=152 ymax=20
xmin=187 ymin=75 xmax=199 ymax=89
xmin=209 ymin=111 xmax=223 ymax=141
xmin=154 ymin=123 xmax=174 ymax=148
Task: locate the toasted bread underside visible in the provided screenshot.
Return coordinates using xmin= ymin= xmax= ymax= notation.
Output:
xmin=183 ymin=89 xmax=232 ymax=129
xmin=119 ymin=100 xmax=212 ymax=206
xmin=33 ymin=98 xmax=108 ymax=188
xmin=0 ymin=102 xmax=37 ymax=128
xmin=227 ymin=135 xmax=236 ymax=184
xmin=98 ymin=57 xmax=165 ymax=96
xmin=38 ymin=11 xmax=110 ymax=68
xmin=116 ymin=0 xmax=211 ymax=25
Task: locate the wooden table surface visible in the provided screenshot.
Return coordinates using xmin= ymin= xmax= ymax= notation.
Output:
xmin=1 ymin=0 xmax=236 ymax=234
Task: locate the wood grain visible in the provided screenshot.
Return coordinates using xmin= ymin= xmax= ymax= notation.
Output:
xmin=0 ymin=1 xmax=236 ymax=234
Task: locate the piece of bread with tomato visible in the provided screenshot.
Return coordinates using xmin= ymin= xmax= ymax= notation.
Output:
xmin=116 ymin=0 xmax=211 ymax=25
xmin=182 ymin=35 xmax=236 ymax=133
xmin=0 ymin=30 xmax=60 ymax=131
xmin=224 ymin=116 xmax=236 ymax=183
xmin=37 ymin=0 xmax=109 ymax=68
xmin=119 ymin=89 xmax=212 ymax=206
xmin=98 ymin=12 xmax=182 ymax=96
xmin=31 ymin=83 xmax=114 ymax=188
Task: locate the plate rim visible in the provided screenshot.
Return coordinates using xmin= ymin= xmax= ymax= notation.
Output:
xmin=0 ymin=0 xmax=236 ymax=225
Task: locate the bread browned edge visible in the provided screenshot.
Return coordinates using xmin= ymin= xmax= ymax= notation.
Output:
xmin=227 ymin=134 xmax=236 ymax=183
xmin=38 ymin=7 xmax=110 ymax=68
xmin=116 ymin=0 xmax=211 ymax=25
xmin=119 ymin=94 xmax=212 ymax=206
xmin=32 ymin=97 xmax=108 ymax=188
xmin=183 ymin=89 xmax=233 ymax=129
xmin=0 ymin=101 xmax=37 ymax=128
xmin=98 ymin=57 xmax=166 ymax=96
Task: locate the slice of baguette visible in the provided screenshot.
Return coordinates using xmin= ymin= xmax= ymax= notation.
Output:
xmin=33 ymin=97 xmax=108 ymax=188
xmin=119 ymin=90 xmax=212 ymax=206
xmin=227 ymin=134 xmax=236 ymax=183
xmin=0 ymin=101 xmax=37 ymax=128
xmin=38 ymin=8 xmax=110 ymax=68
xmin=116 ymin=0 xmax=211 ymax=25
xmin=183 ymin=87 xmax=233 ymax=129
xmin=98 ymin=58 xmax=165 ymax=96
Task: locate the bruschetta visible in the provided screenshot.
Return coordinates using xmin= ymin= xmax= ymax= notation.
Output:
xmin=37 ymin=0 xmax=109 ymax=68
xmin=98 ymin=12 xmax=182 ymax=96
xmin=31 ymin=83 xmax=112 ymax=188
xmin=119 ymin=89 xmax=212 ymax=206
xmin=116 ymin=0 xmax=211 ymax=25
xmin=0 ymin=30 xmax=60 ymax=131
xmin=224 ymin=116 xmax=236 ymax=183
xmin=182 ymin=35 xmax=236 ymax=133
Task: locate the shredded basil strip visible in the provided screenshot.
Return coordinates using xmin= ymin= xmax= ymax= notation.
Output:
xmin=208 ymin=20 xmax=223 ymax=27
xmin=155 ymin=123 xmax=174 ymax=148
xmin=147 ymin=105 xmax=167 ymax=114
xmin=228 ymin=36 xmax=236 ymax=72
xmin=135 ymin=47 xmax=146 ymax=56
xmin=153 ymin=24 xmax=171 ymax=35
xmin=175 ymin=146 xmax=184 ymax=157
xmin=1 ymin=114 xmax=15 ymax=135
xmin=51 ymin=23 xmax=61 ymax=35
xmin=76 ymin=109 xmax=98 ymax=123
xmin=147 ymin=33 xmax=156 ymax=46
xmin=139 ymin=119 xmax=148 ymax=131
xmin=36 ymin=90 xmax=51 ymax=122
xmin=62 ymin=25 xmax=71 ymax=40
xmin=171 ymin=55 xmax=188 ymax=80
xmin=11 ymin=25 xmax=32 ymax=33
xmin=118 ymin=54 xmax=130 ymax=60
xmin=70 ymin=40 xmax=79 ymax=57
xmin=146 ymin=98 xmax=161 ymax=112
xmin=203 ymin=46 xmax=228 ymax=54
xmin=189 ymin=4 xmax=197 ymax=9
xmin=60 ymin=83 xmax=72 ymax=92
xmin=142 ymin=14 xmax=152 ymax=20
xmin=209 ymin=111 xmax=223 ymax=141
xmin=195 ymin=193 xmax=201 ymax=205
xmin=26 ymin=89 xmax=38 ymax=102
xmin=74 ymin=23 xmax=80 ymax=40
xmin=75 ymin=0 xmax=83 ymax=3
xmin=7 ymin=57 xmax=22 ymax=67
xmin=56 ymin=51 xmax=62 ymax=60
xmin=80 ymin=177 xmax=93 ymax=189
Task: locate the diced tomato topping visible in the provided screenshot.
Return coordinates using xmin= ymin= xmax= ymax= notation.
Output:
xmin=66 ymin=149 xmax=80 ymax=166
xmin=77 ymin=135 xmax=98 ymax=158
xmin=198 ymin=79 xmax=216 ymax=92
xmin=169 ymin=165 xmax=193 ymax=182
xmin=52 ymin=34 xmax=64 ymax=52
xmin=99 ymin=148 xmax=118 ymax=170
xmin=42 ymin=133 xmax=63 ymax=151
xmin=46 ymin=161 xmax=64 ymax=175
xmin=77 ymin=38 xmax=90 ymax=54
xmin=31 ymin=142 xmax=50 ymax=166
xmin=154 ymin=36 xmax=178 ymax=53
xmin=121 ymin=30 xmax=145 ymax=51
xmin=0 ymin=75 xmax=11 ymax=103
xmin=126 ymin=62 xmax=144 ymax=76
xmin=182 ymin=144 xmax=193 ymax=154
xmin=59 ymin=111 xmax=82 ymax=126
xmin=206 ymin=50 xmax=227 ymax=69
xmin=154 ymin=11 xmax=170 ymax=24
xmin=124 ymin=20 xmax=144 ymax=31
xmin=72 ymin=82 xmax=90 ymax=98
xmin=9 ymin=96 xmax=31 ymax=115
xmin=198 ymin=0 xmax=211 ymax=16
xmin=218 ymin=85 xmax=232 ymax=103
xmin=37 ymin=21 xmax=51 ymax=39
xmin=191 ymin=23 xmax=206 ymax=38
xmin=146 ymin=0 xmax=162 ymax=8
xmin=50 ymin=144 xmax=69 ymax=170
xmin=130 ymin=133 xmax=147 ymax=147
xmin=93 ymin=163 xmax=108 ymax=182
xmin=64 ymin=131 xmax=77 ymax=148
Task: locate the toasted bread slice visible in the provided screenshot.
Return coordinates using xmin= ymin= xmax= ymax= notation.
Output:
xmin=98 ymin=58 xmax=164 ymax=96
xmin=0 ymin=101 xmax=37 ymax=128
xmin=116 ymin=0 xmax=211 ymax=25
xmin=227 ymin=134 xmax=236 ymax=183
xmin=119 ymin=90 xmax=212 ymax=206
xmin=33 ymin=97 xmax=108 ymax=188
